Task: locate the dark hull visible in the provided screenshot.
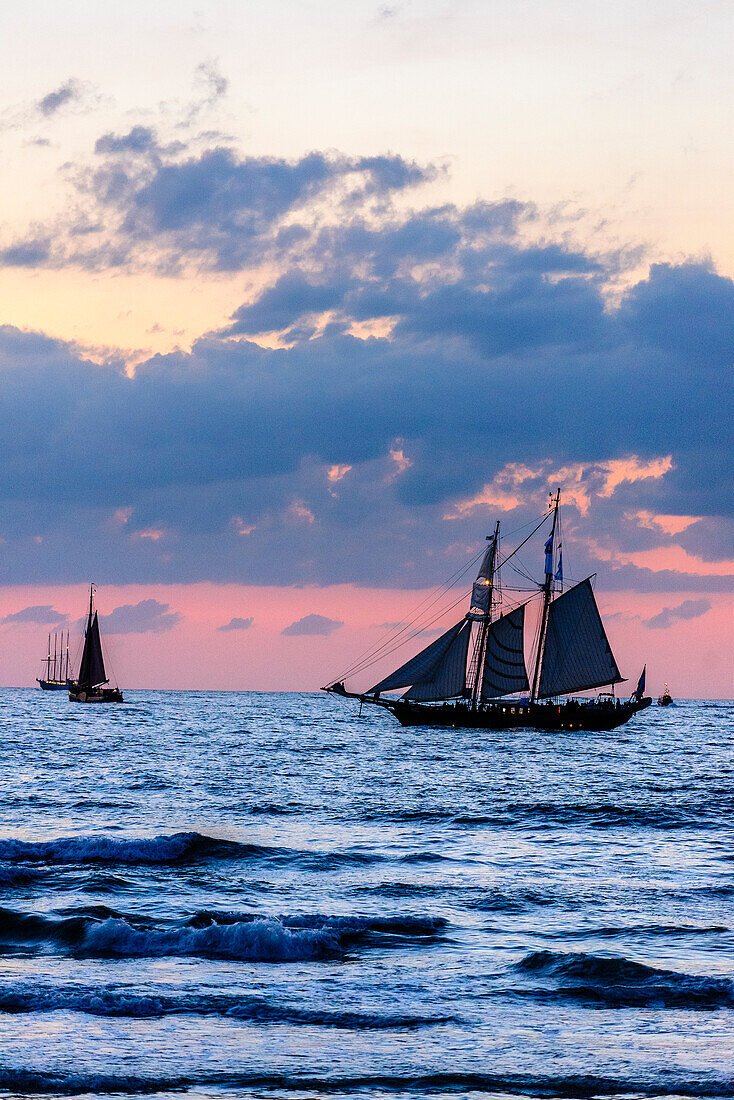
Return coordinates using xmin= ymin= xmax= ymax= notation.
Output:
xmin=658 ymin=695 xmax=673 ymax=706
xmin=68 ymin=685 xmax=124 ymax=704
xmin=36 ymin=679 xmax=69 ymax=691
xmin=388 ymin=697 xmax=652 ymax=731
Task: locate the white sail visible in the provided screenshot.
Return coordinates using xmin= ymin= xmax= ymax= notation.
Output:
xmin=538 ymin=578 xmax=624 ymax=699
xmin=370 ymin=618 xmax=469 ymax=696
xmin=480 ymin=605 xmax=530 ymax=699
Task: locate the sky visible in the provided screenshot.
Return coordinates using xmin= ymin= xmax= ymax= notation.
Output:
xmin=0 ymin=0 xmax=732 ymax=695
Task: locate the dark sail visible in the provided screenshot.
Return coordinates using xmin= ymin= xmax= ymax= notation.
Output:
xmin=77 ymin=612 xmax=107 ymax=689
xmin=404 ymin=620 xmax=471 ymax=701
xmin=538 ymin=578 xmax=624 ymax=699
xmin=370 ymin=618 xmax=469 ymax=696
xmin=480 ymin=604 xmax=530 ymax=699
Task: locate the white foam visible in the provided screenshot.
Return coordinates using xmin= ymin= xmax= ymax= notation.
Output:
xmin=81 ymin=916 xmax=339 ymax=960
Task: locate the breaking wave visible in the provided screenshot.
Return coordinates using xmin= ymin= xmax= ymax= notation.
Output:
xmin=0 ymin=981 xmax=453 ymax=1027
xmin=0 ymin=906 xmax=446 ymax=961
xmin=0 ymin=832 xmax=244 ymax=865
xmin=516 ymin=950 xmax=734 ymax=1009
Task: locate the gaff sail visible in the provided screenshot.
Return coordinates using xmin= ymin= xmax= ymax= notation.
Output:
xmin=537 ymin=577 xmax=624 ymax=699
xmin=77 ymin=611 xmax=108 ymax=689
xmin=480 ymin=604 xmax=530 ymax=699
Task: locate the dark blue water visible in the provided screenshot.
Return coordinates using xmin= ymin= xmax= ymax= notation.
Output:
xmin=0 ymin=690 xmax=731 ymax=1098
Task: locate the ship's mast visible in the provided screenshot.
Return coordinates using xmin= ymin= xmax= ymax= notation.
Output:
xmin=531 ymin=488 xmax=560 ymax=702
xmin=470 ymin=520 xmax=500 ymax=709
xmin=65 ymin=631 xmax=70 ymax=681
xmin=46 ymin=633 xmax=51 ymax=681
xmin=53 ymin=633 xmax=58 ymax=681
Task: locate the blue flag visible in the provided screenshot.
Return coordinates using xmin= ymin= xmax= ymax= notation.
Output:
xmin=544 ymin=535 xmax=553 ymax=575
xmin=555 ymin=549 xmax=563 ymax=583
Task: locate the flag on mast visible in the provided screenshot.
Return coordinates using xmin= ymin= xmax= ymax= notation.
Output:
xmin=544 ymin=535 xmax=554 ymax=575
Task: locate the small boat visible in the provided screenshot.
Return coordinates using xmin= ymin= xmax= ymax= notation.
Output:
xmin=324 ymin=490 xmax=651 ymax=732
xmin=68 ymin=585 xmax=124 ymax=703
xmin=658 ymin=684 xmax=673 ymax=706
xmin=37 ymin=630 xmax=71 ymax=691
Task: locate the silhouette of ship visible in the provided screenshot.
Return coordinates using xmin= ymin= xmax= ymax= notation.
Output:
xmin=325 ymin=490 xmax=651 ymax=731
xmin=658 ymin=684 xmax=673 ymax=706
xmin=37 ymin=630 xmax=71 ymax=691
xmin=68 ymin=585 xmax=124 ymax=703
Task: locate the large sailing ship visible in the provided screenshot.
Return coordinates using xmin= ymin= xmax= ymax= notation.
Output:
xmin=68 ymin=586 xmax=124 ymax=703
xmin=325 ymin=491 xmax=651 ymax=731
xmin=37 ymin=631 xmax=71 ymax=691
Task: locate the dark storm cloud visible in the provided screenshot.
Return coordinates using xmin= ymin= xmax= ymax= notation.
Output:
xmin=643 ymin=599 xmax=712 ymax=630
xmin=98 ymin=600 xmax=181 ymax=634
xmin=0 ymin=197 xmax=731 ymax=592
xmin=1 ymin=605 xmax=68 ymax=625
xmin=217 ymin=616 xmax=254 ymax=631
xmin=281 ymin=614 xmax=344 ymax=636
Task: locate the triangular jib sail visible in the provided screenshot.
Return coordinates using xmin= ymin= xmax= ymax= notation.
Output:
xmin=537 ymin=577 xmax=623 ymax=699
xmin=77 ymin=611 xmax=108 ymax=689
xmin=480 ymin=605 xmax=530 ymax=699
xmin=370 ymin=618 xmax=470 ymax=698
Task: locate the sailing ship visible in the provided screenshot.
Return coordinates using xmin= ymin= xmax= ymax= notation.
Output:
xmin=68 ymin=585 xmax=124 ymax=703
xmin=37 ymin=630 xmax=71 ymax=691
xmin=658 ymin=684 xmax=673 ymax=706
xmin=324 ymin=490 xmax=651 ymax=732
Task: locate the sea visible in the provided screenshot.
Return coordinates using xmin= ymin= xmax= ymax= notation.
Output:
xmin=0 ymin=690 xmax=731 ymax=1099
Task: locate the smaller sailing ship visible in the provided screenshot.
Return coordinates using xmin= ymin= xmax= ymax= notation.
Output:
xmin=658 ymin=684 xmax=673 ymax=706
xmin=37 ymin=630 xmax=71 ymax=691
xmin=68 ymin=585 xmax=124 ymax=703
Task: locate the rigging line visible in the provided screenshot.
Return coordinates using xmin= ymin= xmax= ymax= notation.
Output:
xmin=329 ymin=508 xmax=550 ymax=686
xmin=495 ymin=510 xmax=552 ymax=571
xmin=331 ymin=543 xmax=488 ymax=683
xmin=334 ymin=546 xmax=486 ymax=680
xmin=346 ymin=582 xmax=541 ymax=686
xmin=336 ymin=506 xmax=550 ymax=684
xmin=342 ymin=586 xmax=476 ymax=684
xmin=506 ymin=558 xmax=538 ymax=585
xmin=497 ymin=508 xmax=553 ymax=541
xmin=341 ymin=588 xmax=473 ymax=682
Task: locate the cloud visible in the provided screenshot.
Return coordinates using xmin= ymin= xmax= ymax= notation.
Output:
xmin=37 ymin=80 xmax=84 ymax=117
xmin=98 ymin=599 xmax=181 ymax=634
xmin=0 ymin=166 xmax=731 ymax=596
xmin=281 ymin=614 xmax=343 ymax=636
xmin=1 ymin=605 xmax=68 ymax=625
xmin=94 ymin=126 xmax=166 ymax=156
xmin=217 ymin=616 xmax=254 ymax=631
xmin=643 ymin=598 xmax=712 ymax=630
xmin=4 ymin=133 xmax=434 ymax=274
xmin=0 ymin=238 xmax=52 ymax=268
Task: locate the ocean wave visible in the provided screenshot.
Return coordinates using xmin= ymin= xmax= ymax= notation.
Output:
xmin=353 ymin=801 xmax=731 ymax=830
xmin=0 ymin=832 xmax=244 ymax=865
xmin=456 ymin=801 xmax=730 ymax=830
xmin=0 ymin=981 xmax=453 ymax=1027
xmin=0 ymin=863 xmax=40 ymax=886
xmin=0 ymin=1069 xmax=731 ymax=1097
xmin=0 ymin=832 xmax=391 ymax=870
xmin=515 ymin=950 xmax=734 ymax=1009
xmin=0 ymin=906 xmax=446 ymax=961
